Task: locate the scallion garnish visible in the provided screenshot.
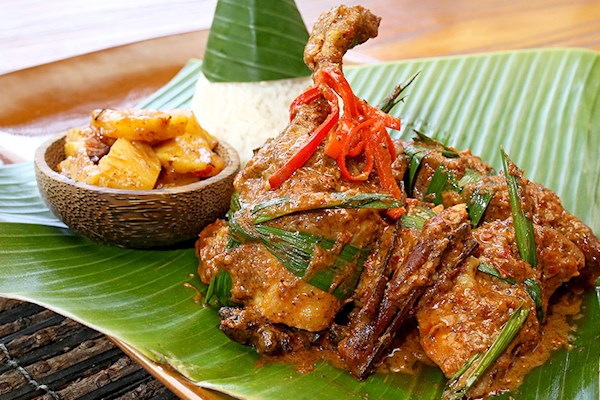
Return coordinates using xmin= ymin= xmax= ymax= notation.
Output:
xmin=445 ymin=353 xmax=481 ymax=391
xmin=401 ymin=207 xmax=436 ymax=230
xmin=205 ymin=270 xmax=237 ymax=307
xmin=255 ymin=225 xmax=334 ymax=276
xmin=468 ymin=189 xmax=493 ymax=228
xmin=477 ymin=263 xmax=516 ymax=285
xmin=226 ymin=191 xmax=375 ymax=299
xmin=308 ymin=245 xmax=371 ymax=299
xmin=524 ymin=277 xmax=545 ymax=322
xmin=405 ymin=144 xmax=430 ymax=195
xmin=477 ymin=263 xmax=545 ymax=322
xmin=455 ymin=169 xmax=493 ymax=228
xmin=229 ymin=191 xmax=241 ymax=214
xmin=501 ymin=149 xmax=537 ymax=268
xmin=252 ymin=192 xmax=401 ymax=224
xmin=458 ymin=169 xmax=483 ymax=188
xmin=443 ymin=303 xmax=530 ymax=400
xmin=378 ymin=71 xmax=421 ymax=114
xmin=425 ymin=165 xmax=460 ymax=205
xmin=226 ymin=192 xmax=244 ymax=248
xmin=413 ymin=129 xmax=460 ymax=158
xmin=245 ymin=224 xmax=370 ymax=299
xmin=425 ymin=165 xmax=448 ymax=205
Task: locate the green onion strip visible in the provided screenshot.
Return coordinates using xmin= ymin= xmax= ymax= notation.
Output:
xmin=501 ymin=149 xmax=537 ymax=268
xmin=444 ymin=303 xmax=530 ymax=400
xmin=251 ymin=192 xmax=401 ymax=224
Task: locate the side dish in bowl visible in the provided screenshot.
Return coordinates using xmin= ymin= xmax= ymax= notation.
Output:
xmin=58 ymin=109 xmax=225 ymax=189
xmin=35 ymin=109 xmax=240 ymax=249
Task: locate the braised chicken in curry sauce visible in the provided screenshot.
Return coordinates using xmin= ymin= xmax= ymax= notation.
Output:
xmin=196 ymin=5 xmax=599 ymax=399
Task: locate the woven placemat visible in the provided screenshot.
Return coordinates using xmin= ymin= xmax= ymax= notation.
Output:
xmin=0 ymin=298 xmax=179 ymax=399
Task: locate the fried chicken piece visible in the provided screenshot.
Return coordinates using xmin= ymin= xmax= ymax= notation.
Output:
xmin=408 ymin=140 xmax=598 ymax=283
xmin=462 ymin=174 xmax=599 ymax=285
xmin=197 ymin=5 xmax=401 ymax=347
xmin=304 ymin=5 xmax=380 ymax=72
xmin=416 ymin=218 xmax=584 ymax=398
xmin=338 ymin=204 xmax=475 ymax=378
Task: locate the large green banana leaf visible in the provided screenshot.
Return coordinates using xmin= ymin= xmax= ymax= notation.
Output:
xmin=1 ymin=49 xmax=599 ymax=400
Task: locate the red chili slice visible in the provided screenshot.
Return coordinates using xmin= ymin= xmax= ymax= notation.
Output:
xmin=269 ymin=65 xmax=405 ymax=218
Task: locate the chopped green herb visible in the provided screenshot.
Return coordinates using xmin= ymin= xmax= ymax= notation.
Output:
xmin=226 ymin=192 xmax=245 ymax=248
xmin=253 ymin=225 xmax=369 ymax=299
xmin=401 ymin=207 xmax=436 ymax=230
xmin=478 ymin=264 xmax=545 ymax=322
xmin=524 ymin=278 xmax=545 ymax=322
xmin=256 ymin=225 xmax=333 ymax=277
xmin=378 ymin=71 xmax=421 ymax=114
xmin=252 ymin=192 xmax=401 ymax=224
xmin=308 ymin=245 xmax=371 ymax=299
xmin=477 ymin=263 xmax=516 ymax=285
xmin=425 ymin=165 xmax=460 ymax=205
xmin=413 ymin=130 xmax=460 ymax=158
xmin=501 ymin=149 xmax=537 ymax=268
xmin=444 ymin=303 xmax=530 ymax=399
xmin=405 ymin=144 xmax=430 ymax=194
xmin=468 ymin=189 xmax=493 ymax=228
xmin=446 ymin=353 xmax=481 ymax=391
xmin=458 ymin=169 xmax=483 ymax=188
xmin=205 ymin=270 xmax=237 ymax=306
xmin=229 ymin=191 xmax=241 ymax=214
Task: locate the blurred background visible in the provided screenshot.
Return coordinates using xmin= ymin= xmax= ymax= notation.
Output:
xmin=2 ymin=0 xmax=600 ymax=75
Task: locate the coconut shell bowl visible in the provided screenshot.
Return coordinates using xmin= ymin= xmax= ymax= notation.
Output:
xmin=34 ymin=134 xmax=240 ymax=249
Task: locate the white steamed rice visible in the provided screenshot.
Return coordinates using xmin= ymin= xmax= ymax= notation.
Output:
xmin=191 ymin=73 xmax=313 ymax=164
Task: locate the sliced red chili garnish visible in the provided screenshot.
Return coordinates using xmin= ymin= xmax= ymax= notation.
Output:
xmin=269 ymin=101 xmax=339 ymax=189
xmin=269 ymin=65 xmax=405 ymax=218
xmin=289 ymin=86 xmax=322 ymax=121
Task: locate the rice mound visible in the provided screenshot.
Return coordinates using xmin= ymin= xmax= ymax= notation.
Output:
xmin=191 ymin=73 xmax=313 ymax=164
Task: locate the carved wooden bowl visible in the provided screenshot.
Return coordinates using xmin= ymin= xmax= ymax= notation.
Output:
xmin=34 ymin=134 xmax=240 ymax=249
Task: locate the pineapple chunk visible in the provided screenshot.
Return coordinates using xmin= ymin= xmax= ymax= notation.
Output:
xmin=64 ymin=127 xmax=113 ymax=161
xmin=97 ymin=138 xmax=161 ymax=190
xmin=58 ymin=149 xmax=101 ymax=185
xmin=91 ymin=109 xmax=189 ymax=144
xmin=154 ymin=131 xmax=225 ymax=177
xmin=64 ymin=128 xmax=91 ymax=158
xmin=186 ymin=112 xmax=219 ymax=149
xmin=155 ymin=167 xmax=202 ymax=188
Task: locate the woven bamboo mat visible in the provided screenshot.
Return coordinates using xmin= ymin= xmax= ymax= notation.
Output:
xmin=0 ymin=298 xmax=179 ymax=399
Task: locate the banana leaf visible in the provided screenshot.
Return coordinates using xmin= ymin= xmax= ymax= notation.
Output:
xmin=202 ymin=0 xmax=311 ymax=82
xmin=1 ymin=48 xmax=599 ymax=400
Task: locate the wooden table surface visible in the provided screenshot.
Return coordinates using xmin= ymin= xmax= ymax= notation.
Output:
xmin=2 ymin=0 xmax=600 ymax=75
xmin=1 ymin=0 xmax=599 ymax=399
